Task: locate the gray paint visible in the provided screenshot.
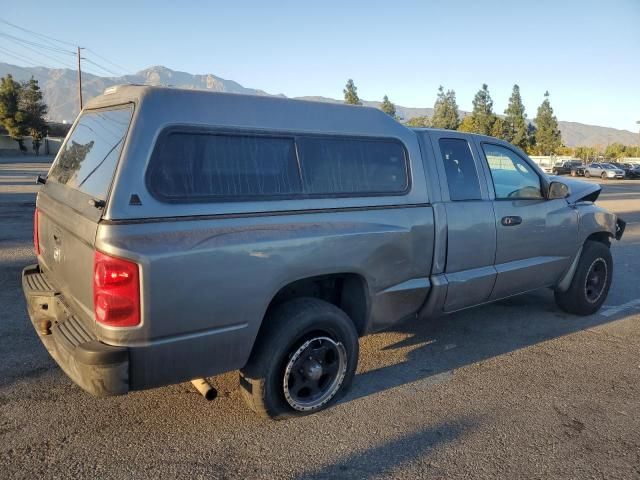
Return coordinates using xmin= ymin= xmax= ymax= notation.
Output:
xmin=26 ymin=85 xmax=622 ymax=395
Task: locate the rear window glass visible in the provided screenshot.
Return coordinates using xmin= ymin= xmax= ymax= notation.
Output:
xmin=148 ymin=133 xmax=302 ymax=200
xmin=438 ymin=138 xmax=481 ymax=201
xmin=48 ymin=105 xmax=133 ymax=200
xmin=148 ymin=132 xmax=409 ymax=201
xmin=297 ymin=137 xmax=408 ymax=195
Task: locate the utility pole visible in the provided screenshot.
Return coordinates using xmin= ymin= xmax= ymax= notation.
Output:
xmin=77 ymin=46 xmax=84 ymax=110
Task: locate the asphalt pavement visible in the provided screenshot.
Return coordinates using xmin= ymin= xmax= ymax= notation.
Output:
xmin=1 ymin=156 xmax=638 ymax=479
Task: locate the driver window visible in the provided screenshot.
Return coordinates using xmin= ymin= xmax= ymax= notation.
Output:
xmin=482 ymin=144 xmax=542 ymax=199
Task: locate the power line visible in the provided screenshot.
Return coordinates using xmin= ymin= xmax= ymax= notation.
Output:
xmin=0 ymin=31 xmax=75 ymax=56
xmin=0 ymin=34 xmax=77 ymax=69
xmin=0 ymin=17 xmax=76 ymax=48
xmin=0 ymin=44 xmax=62 ymax=70
xmin=85 ymin=48 xmax=132 ymax=75
xmin=0 ymin=45 xmax=43 ymax=68
xmin=82 ymin=56 xmax=123 ymax=77
xmin=0 ymin=19 xmax=132 ymax=77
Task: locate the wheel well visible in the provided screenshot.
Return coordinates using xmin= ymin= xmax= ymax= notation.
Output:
xmin=266 ymin=274 xmax=369 ymax=336
xmin=586 ymin=231 xmax=612 ymax=247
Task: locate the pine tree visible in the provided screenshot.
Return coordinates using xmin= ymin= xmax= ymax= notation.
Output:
xmin=470 ymin=83 xmax=496 ymax=135
xmin=534 ymin=91 xmax=562 ymax=155
xmin=380 ymin=95 xmax=396 ymax=118
xmin=504 ymin=84 xmax=529 ymax=150
xmin=431 ymin=86 xmax=460 ymax=130
xmin=491 ymin=117 xmax=506 ymax=139
xmin=343 ymin=79 xmax=362 ymax=105
xmin=0 ymin=74 xmax=28 ymax=151
xmin=21 ymin=77 xmax=48 ymax=155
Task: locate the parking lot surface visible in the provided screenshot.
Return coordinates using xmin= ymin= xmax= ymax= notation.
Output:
xmin=1 ymin=156 xmax=639 ymax=479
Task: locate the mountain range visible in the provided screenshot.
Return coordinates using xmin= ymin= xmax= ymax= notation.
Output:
xmin=1 ymin=62 xmax=637 ymax=147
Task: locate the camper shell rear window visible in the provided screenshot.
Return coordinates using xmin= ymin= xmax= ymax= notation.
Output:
xmin=147 ymin=129 xmax=409 ymax=202
xmin=48 ymin=105 xmax=133 ymax=200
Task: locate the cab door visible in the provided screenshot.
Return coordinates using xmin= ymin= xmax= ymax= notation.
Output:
xmin=473 ymin=141 xmax=578 ymax=300
xmin=428 ymin=131 xmax=497 ymax=312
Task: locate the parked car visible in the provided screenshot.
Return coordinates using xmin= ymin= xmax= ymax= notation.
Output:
xmin=610 ymin=162 xmax=637 ymax=178
xmin=552 ymin=160 xmax=583 ymax=175
xmin=584 ymin=163 xmax=625 ymax=179
xmin=22 ymin=86 xmax=626 ymax=419
xmin=625 ymin=164 xmax=640 ymax=179
xmin=571 ymin=163 xmax=586 ymax=177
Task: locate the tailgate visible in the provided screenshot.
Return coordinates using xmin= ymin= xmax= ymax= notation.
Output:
xmin=36 ymin=105 xmax=134 ymax=328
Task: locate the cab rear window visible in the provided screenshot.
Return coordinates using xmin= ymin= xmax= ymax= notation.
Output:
xmin=48 ymin=105 xmax=133 ymax=200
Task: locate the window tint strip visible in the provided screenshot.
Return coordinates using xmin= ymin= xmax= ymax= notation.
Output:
xmin=437 ymin=138 xmax=482 ymax=201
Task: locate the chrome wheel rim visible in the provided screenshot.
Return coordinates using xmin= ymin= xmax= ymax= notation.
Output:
xmin=283 ymin=336 xmax=347 ymax=411
xmin=584 ymin=258 xmax=607 ymax=303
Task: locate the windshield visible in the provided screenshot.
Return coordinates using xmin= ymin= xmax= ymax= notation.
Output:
xmin=48 ymin=105 xmax=133 ymax=200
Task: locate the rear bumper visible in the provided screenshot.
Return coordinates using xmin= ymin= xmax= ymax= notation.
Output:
xmin=22 ymin=264 xmax=129 ymax=397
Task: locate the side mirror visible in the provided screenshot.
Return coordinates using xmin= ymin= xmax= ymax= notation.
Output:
xmin=548 ymin=181 xmax=570 ymax=199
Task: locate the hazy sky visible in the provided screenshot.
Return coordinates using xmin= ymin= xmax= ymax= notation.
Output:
xmin=2 ymin=0 xmax=639 ymax=131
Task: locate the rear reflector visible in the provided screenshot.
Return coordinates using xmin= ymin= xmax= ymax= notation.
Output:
xmin=33 ymin=208 xmax=40 ymax=255
xmin=93 ymin=251 xmax=140 ymax=327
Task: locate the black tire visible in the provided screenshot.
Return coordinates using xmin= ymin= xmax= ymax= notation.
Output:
xmin=601 ymin=172 xmax=607 ymax=179
xmin=555 ymin=240 xmax=612 ymax=316
xmin=585 ymin=170 xmax=590 ymax=177
xmin=239 ymin=298 xmax=359 ymax=419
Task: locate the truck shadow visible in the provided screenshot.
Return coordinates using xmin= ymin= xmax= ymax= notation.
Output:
xmin=293 ymin=416 xmax=476 ymax=480
xmin=346 ymin=289 xmax=628 ymax=404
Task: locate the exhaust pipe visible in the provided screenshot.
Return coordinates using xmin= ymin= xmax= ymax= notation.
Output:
xmin=191 ymin=378 xmax=217 ymax=401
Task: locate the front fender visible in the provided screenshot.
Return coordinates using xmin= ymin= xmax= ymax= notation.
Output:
xmin=556 ymin=203 xmax=619 ymax=292
xmin=575 ymin=202 xmax=618 ymax=244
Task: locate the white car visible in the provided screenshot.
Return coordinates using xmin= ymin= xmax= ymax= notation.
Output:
xmin=584 ymin=163 xmax=625 ymax=179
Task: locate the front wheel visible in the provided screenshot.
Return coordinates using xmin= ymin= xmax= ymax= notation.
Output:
xmin=555 ymin=240 xmax=612 ymax=316
xmin=239 ymin=298 xmax=359 ymax=419
xmin=601 ymin=172 xmax=607 ymax=179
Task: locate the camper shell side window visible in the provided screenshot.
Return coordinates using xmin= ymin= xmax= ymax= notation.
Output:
xmin=146 ymin=128 xmax=411 ymax=203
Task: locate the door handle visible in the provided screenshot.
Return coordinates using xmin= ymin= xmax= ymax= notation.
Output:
xmin=501 ymin=216 xmax=522 ymax=226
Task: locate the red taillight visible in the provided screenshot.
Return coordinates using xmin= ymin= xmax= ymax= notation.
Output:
xmin=93 ymin=251 xmax=140 ymax=327
xmin=33 ymin=208 xmax=40 ymax=255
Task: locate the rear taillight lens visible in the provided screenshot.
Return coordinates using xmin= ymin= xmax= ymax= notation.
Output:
xmin=93 ymin=251 xmax=140 ymax=327
xmin=33 ymin=208 xmax=40 ymax=255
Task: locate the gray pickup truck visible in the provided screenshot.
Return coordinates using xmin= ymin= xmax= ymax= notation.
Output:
xmin=22 ymin=86 xmax=624 ymax=419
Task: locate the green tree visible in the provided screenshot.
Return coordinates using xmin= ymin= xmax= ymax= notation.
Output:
xmin=470 ymin=83 xmax=497 ymax=135
xmin=405 ymin=116 xmax=430 ymax=128
xmin=21 ymin=77 xmax=48 ymax=155
xmin=526 ymin=123 xmax=537 ymax=153
xmin=503 ymin=84 xmax=529 ymax=150
xmin=457 ymin=115 xmax=475 ymax=132
xmin=380 ymin=95 xmax=396 ymax=118
xmin=533 ymin=91 xmax=562 ymax=155
xmin=343 ymin=79 xmax=362 ymax=105
xmin=431 ymin=86 xmax=460 ymax=130
xmin=0 ymin=74 xmax=28 ymax=151
xmin=491 ymin=117 xmax=506 ymax=139
xmin=604 ymin=143 xmax=626 ymax=159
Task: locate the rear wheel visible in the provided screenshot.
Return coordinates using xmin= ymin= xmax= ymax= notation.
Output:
xmin=239 ymin=298 xmax=359 ymax=419
xmin=585 ymin=170 xmax=590 ymax=177
xmin=555 ymin=240 xmax=612 ymax=316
